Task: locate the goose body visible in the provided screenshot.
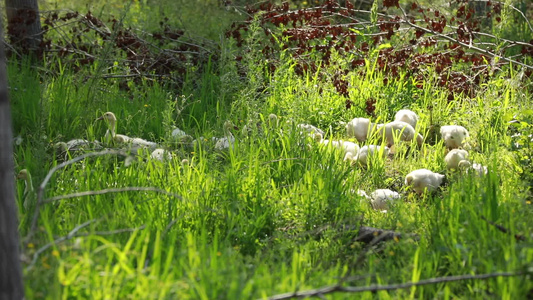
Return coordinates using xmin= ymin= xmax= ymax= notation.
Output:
xmin=171 ymin=127 xmax=187 ymax=138
xmin=97 ymin=112 xmax=159 ymax=150
xmin=377 ymin=121 xmax=423 ymax=147
xmin=315 ymin=133 xmax=360 ymax=158
xmin=171 ymin=128 xmax=193 ymax=145
xmin=268 ymin=114 xmax=280 ymax=129
xmin=440 ymin=125 xmax=469 ymax=149
xmin=130 ymin=137 xmax=159 ymax=150
xmin=346 ymin=118 xmax=378 ymax=143
xmin=444 ymin=149 xmax=469 ymax=170
xmin=97 ymin=112 xmax=132 ymax=144
xmin=55 ymin=139 xmax=102 ymax=152
xmin=214 ymin=121 xmax=235 ymax=150
xmin=405 ymin=169 xmax=445 ymax=194
xmin=297 ymin=124 xmax=325 ymax=136
xmin=150 ymin=148 xmax=172 ymax=161
xmin=370 ymin=189 xmax=401 ymax=211
xmin=394 ymin=109 xmax=419 ymax=128
xmin=357 ymin=189 xmax=370 ymax=199
xmin=356 ymin=145 xmax=389 ymax=166
xmin=471 ymin=163 xmax=488 ymax=176
xmin=320 ymin=139 xmax=359 ymax=156
xmin=458 ymin=161 xmax=488 ymax=176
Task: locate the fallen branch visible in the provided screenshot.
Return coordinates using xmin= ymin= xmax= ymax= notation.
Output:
xmin=264 ymin=270 xmax=528 ymax=300
xmin=481 ymin=216 xmax=527 ymax=242
xmin=356 ymin=226 xmax=417 ymax=244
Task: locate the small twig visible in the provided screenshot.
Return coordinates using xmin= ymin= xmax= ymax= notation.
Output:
xmin=481 ymin=216 xmax=527 ymax=242
xmin=265 ymin=270 xmax=527 ymax=300
xmin=25 ymin=219 xmax=98 ymax=271
xmin=43 ymin=187 xmax=183 ymax=203
xmin=24 ymin=149 xmax=130 ymax=244
xmin=397 ymin=7 xmax=533 ymax=70
xmin=472 ymin=0 xmax=533 ymax=34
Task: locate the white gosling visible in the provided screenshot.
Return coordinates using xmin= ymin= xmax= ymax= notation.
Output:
xmin=471 ymin=163 xmax=488 ymax=176
xmin=377 ymin=121 xmax=423 ymax=147
xmin=268 ymin=114 xmax=280 ymax=129
xmin=370 ymin=189 xmax=401 ymax=211
xmin=171 ymin=127 xmax=187 ymax=138
xmin=315 ymin=133 xmax=360 ymax=158
xmin=129 ymin=137 xmax=158 ymax=150
xmin=97 ymin=112 xmax=159 ymax=150
xmin=214 ymin=120 xmax=235 ymax=150
xmin=150 ymin=148 xmax=172 ymax=161
xmin=16 ymin=169 xmax=34 ymax=210
xmin=458 ymin=160 xmax=488 ymax=176
xmin=356 ymin=189 xmax=370 ymax=199
xmin=444 ymin=149 xmax=469 ymax=170
xmin=394 ymin=109 xmax=419 ymax=128
xmin=356 ymin=145 xmax=389 ymax=166
xmin=345 ymin=117 xmax=378 ymax=143
xmin=55 ymin=139 xmax=89 ymax=152
xmin=440 ymin=125 xmax=469 ymax=149
xmin=297 ymin=123 xmax=325 ymax=136
xmin=171 ymin=127 xmax=194 ymax=145
xmin=405 ymin=169 xmax=445 ymax=194
xmin=344 ymin=151 xmax=357 ymax=163
xmin=96 ymin=112 xmax=131 ymax=144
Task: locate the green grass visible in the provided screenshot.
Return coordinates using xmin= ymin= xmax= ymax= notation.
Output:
xmin=9 ymin=2 xmax=533 ymax=299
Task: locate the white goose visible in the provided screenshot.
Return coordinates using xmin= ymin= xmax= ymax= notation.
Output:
xmin=377 ymin=121 xmax=423 ymax=147
xmin=171 ymin=127 xmax=194 ymax=145
xmin=55 ymin=139 xmax=102 ymax=152
xmin=356 ymin=145 xmax=389 ymax=166
xmin=444 ymin=149 xmax=469 ymax=170
xmin=171 ymin=127 xmax=187 ymax=138
xmin=458 ymin=160 xmax=488 ymax=176
xmin=394 ymin=109 xmax=419 ymax=128
xmin=214 ymin=120 xmax=235 ymax=150
xmin=440 ymin=125 xmax=469 ymax=149
xmin=150 ymin=148 xmax=172 ymax=161
xmin=370 ymin=189 xmax=401 ymax=211
xmin=97 ymin=112 xmax=159 ymax=150
xmin=96 ymin=112 xmax=131 ymax=144
xmin=345 ymin=117 xmax=379 ymax=143
xmin=315 ymin=133 xmax=360 ymax=159
xmin=405 ymin=169 xmax=445 ymax=194
xmin=297 ymin=123 xmax=325 ymax=136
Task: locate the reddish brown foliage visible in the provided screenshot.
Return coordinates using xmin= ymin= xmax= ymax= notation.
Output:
xmin=226 ymin=0 xmax=531 ymax=106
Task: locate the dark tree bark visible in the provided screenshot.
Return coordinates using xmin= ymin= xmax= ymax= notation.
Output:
xmin=0 ymin=12 xmax=25 ymax=300
xmin=5 ymin=0 xmax=42 ymax=54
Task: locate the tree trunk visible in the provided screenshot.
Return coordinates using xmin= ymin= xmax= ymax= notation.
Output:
xmin=0 ymin=11 xmax=25 ymax=300
xmin=5 ymin=0 xmax=42 ymax=54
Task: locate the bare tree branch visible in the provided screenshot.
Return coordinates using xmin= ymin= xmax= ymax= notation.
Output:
xmin=471 ymin=0 xmax=533 ymax=33
xmin=43 ymin=187 xmax=183 ymax=204
xmin=265 ymin=270 xmax=528 ymax=300
xmin=25 ymin=219 xmax=146 ymax=272
xmin=396 ymin=6 xmax=533 ymax=70
xmin=24 ymin=149 xmax=130 ymax=244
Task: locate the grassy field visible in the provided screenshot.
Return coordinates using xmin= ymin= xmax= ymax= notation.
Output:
xmin=10 ymin=0 xmax=533 ymax=299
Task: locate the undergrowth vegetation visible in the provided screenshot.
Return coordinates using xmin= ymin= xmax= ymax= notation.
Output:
xmin=8 ymin=0 xmax=533 ymax=298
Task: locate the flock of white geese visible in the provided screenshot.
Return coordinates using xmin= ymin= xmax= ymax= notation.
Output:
xmin=18 ymin=110 xmax=487 ymax=213
xmin=306 ymin=109 xmax=487 ymax=212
